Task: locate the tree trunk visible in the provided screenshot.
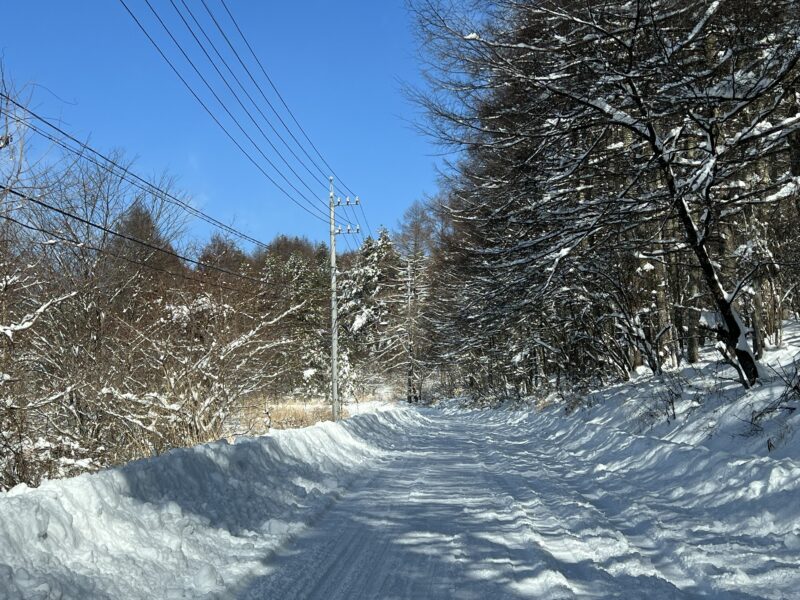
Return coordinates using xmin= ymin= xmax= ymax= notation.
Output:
xmin=686 ymin=274 xmax=701 ymax=363
xmin=752 ymin=278 xmax=765 ymax=360
xmin=665 ymin=167 xmax=758 ymax=386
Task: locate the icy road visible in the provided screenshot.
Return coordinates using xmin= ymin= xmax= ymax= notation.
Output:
xmin=1 ymin=404 xmax=799 ymax=599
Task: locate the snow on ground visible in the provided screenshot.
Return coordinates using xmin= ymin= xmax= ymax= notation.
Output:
xmin=0 ymin=408 xmax=416 ymax=599
xmin=2 ymin=333 xmax=800 ymax=598
xmin=567 ymin=320 xmax=800 ymax=460
xmin=344 ymin=400 xmax=397 ymax=416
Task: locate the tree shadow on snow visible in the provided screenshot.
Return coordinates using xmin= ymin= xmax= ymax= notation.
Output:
xmin=116 ymin=410 xmax=412 ymax=536
xmin=224 ymin=418 xmax=763 ymax=600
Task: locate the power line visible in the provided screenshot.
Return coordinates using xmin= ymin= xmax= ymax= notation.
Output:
xmin=176 ymin=0 xmax=329 ymax=192
xmin=356 ymin=197 xmax=373 ymax=240
xmin=167 ymin=0 xmax=324 ymax=203
xmin=0 ymin=212 xmax=253 ymax=296
xmin=176 ymin=0 xmax=366 ymax=243
xmin=203 ymin=0 xmax=334 ymax=183
xmin=145 ymin=0 xmax=363 ymax=248
xmin=3 ymin=102 xmax=362 ymax=258
xmin=117 ymin=0 xmax=330 ymax=225
xmin=138 ymin=1 xmax=363 ymax=251
xmin=124 ymin=0 xmax=371 ymax=244
xmin=210 ymin=0 xmax=372 ymax=238
xmin=1 ymin=208 xmax=351 ymax=307
xmin=0 ymin=98 xmax=270 ymax=250
xmin=216 ymin=0 xmax=351 ymax=195
xmin=1 ymin=210 xmax=351 ymax=310
xmin=2 ymin=186 xmax=266 ymax=286
xmin=7 ymin=2 xmax=371 ymax=252
xmin=139 ymin=0 xmax=336 ymax=221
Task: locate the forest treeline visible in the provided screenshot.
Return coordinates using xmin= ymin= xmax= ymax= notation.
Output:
xmin=409 ymin=0 xmax=800 ymax=394
xmin=4 ymin=0 xmax=800 ymax=488
xmin=0 ymin=88 xmax=427 ymax=489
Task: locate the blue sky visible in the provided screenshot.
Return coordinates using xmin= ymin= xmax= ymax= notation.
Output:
xmin=2 ymin=0 xmax=439 ymax=250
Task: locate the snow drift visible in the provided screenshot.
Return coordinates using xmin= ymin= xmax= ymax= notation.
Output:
xmin=0 ymin=404 xmax=417 ymax=599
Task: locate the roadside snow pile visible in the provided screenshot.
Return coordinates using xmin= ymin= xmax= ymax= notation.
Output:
xmin=565 ymin=321 xmax=800 ymax=460
xmin=0 ymin=406 xmax=421 ymax=600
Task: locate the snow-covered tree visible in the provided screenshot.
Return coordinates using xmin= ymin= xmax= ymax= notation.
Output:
xmin=413 ymin=0 xmax=800 ymax=391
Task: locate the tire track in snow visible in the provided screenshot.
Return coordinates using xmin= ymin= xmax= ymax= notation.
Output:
xmin=238 ymin=412 xmax=542 ymax=598
xmin=225 ymin=407 xmax=794 ymax=598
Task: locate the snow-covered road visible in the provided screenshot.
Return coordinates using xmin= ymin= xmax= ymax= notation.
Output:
xmin=2 ymin=404 xmax=799 ymax=599
xmin=240 ymin=408 xmax=798 ymax=599
xmin=241 ymin=411 xmax=672 ymax=599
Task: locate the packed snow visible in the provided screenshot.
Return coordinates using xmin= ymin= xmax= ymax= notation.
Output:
xmin=2 ymin=338 xmax=800 ymax=597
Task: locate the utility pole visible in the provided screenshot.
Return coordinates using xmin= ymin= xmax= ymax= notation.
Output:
xmin=329 ymin=177 xmax=340 ymax=422
xmin=329 ymin=177 xmax=360 ymax=421
xmin=406 ymin=259 xmax=416 ymax=404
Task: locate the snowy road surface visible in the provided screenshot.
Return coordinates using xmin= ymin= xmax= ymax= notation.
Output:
xmin=2 ymin=404 xmax=799 ymax=598
xmin=241 ymin=409 xmax=794 ymax=599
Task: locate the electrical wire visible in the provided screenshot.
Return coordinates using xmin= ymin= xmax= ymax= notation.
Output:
xmin=177 ymin=0 xmax=329 ymax=192
xmin=4 ymin=7 xmax=369 ymax=250
xmin=208 ymin=0 xmax=372 ymax=238
xmin=216 ymin=0 xmax=352 ymax=194
xmin=118 ymin=0 xmax=330 ymax=224
xmin=1 ymin=210 xmax=353 ymax=308
xmin=3 ymin=103 xmax=361 ymax=256
xmin=0 ymin=212 xmax=252 ymax=295
xmin=0 ymin=100 xmax=271 ymax=250
xmin=1 ymin=211 xmax=346 ymax=307
xmin=178 ymin=0 xmax=367 ymax=243
xmin=139 ymin=0 xmax=335 ymax=221
xmin=167 ymin=0 xmax=324 ymax=204
xmin=2 ymin=186 xmax=266 ymax=286
xmin=136 ymin=0 xmax=364 ymax=250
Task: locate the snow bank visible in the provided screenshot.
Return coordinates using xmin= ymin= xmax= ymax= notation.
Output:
xmin=563 ymin=320 xmax=800 ymax=460
xmin=0 ymin=406 xmax=423 ymax=599
xmin=528 ymin=409 xmax=800 ymax=598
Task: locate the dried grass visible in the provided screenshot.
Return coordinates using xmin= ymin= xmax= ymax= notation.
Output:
xmin=269 ymin=404 xmax=350 ymax=430
xmin=231 ymin=400 xmax=349 ymax=436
